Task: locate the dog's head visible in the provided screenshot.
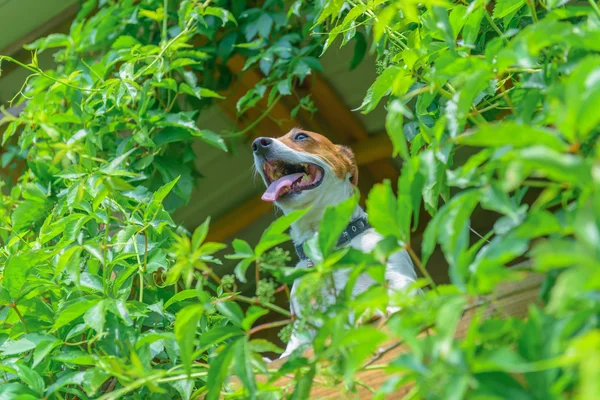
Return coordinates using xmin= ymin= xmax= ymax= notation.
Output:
xmin=252 ymin=128 xmax=358 ymax=212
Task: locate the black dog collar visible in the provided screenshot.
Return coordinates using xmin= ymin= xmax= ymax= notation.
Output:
xmin=294 ymin=217 xmax=371 ymax=262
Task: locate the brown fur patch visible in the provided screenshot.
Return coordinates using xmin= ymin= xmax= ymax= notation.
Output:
xmin=278 ymin=128 xmax=359 ymax=185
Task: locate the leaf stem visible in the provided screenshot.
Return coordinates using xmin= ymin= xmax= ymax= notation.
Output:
xmin=588 ymin=0 xmax=600 ymax=18
xmin=236 ymin=295 xmax=291 ymax=317
xmin=526 ymin=0 xmax=538 ymax=22
xmin=162 ymin=0 xmax=169 ymax=44
xmin=248 ymin=319 xmax=292 ymax=336
xmin=223 ymin=94 xmax=283 ymax=138
xmin=12 ymin=304 xmax=29 ymax=333
xmin=482 ymin=10 xmax=507 ymax=43
xmin=0 ymin=56 xmax=101 ymax=93
xmin=406 ymin=246 xmax=438 ymax=292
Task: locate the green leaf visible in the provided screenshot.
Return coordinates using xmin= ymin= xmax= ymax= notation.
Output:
xmin=473 ymin=348 xmax=530 ymax=373
xmin=227 ymin=239 xmax=255 ymax=259
xmin=249 ymin=339 xmax=284 ymax=353
xmin=290 ymin=366 xmax=316 ymax=400
xmin=165 ymin=289 xmax=199 ymax=309
xmin=169 ymin=58 xmax=200 ymax=70
xmin=462 ymin=5 xmax=484 ymax=45
xmin=45 ymin=371 xmax=86 ymax=396
xmin=14 ymin=363 xmax=45 ymax=395
xmin=199 ymin=242 xmax=227 ymax=255
xmin=319 ymin=194 xmax=358 ymax=256
xmin=84 ymin=299 xmax=109 ymax=334
xmin=551 ymin=56 xmax=600 ymax=141
xmin=198 ymin=326 xmax=244 ymax=353
xmin=386 ymin=100 xmax=411 ymax=161
xmin=111 ymin=35 xmax=141 ymax=49
xmin=190 ymin=129 xmax=228 ymax=152
xmin=179 ymin=83 xmax=225 ymax=100
xmin=366 ymin=180 xmax=401 ymax=239
xmin=152 ymin=78 xmax=178 ymax=92
xmin=203 ymin=6 xmax=237 ymax=26
xmin=277 ymin=79 xmax=292 ymax=95
xmin=24 ymin=33 xmax=70 ymax=50
xmin=233 ymin=337 xmax=257 ymax=398
xmin=32 ymin=339 xmax=62 ymax=368
xmin=241 ymin=306 xmax=269 ymax=331
xmin=514 ymin=146 xmax=589 ymax=186
xmin=152 ymin=176 xmax=181 ymax=203
xmin=457 ymin=122 xmax=567 ymax=151
xmin=215 ymin=301 xmax=244 ymax=327
xmin=432 ymin=6 xmax=455 ymax=49
xmin=373 ymin=5 xmax=396 ymax=43
xmin=192 ymin=217 xmax=210 ymax=250
xmin=2 ymin=121 xmax=19 ymax=145
xmin=3 ymin=254 xmax=36 ymax=300
xmin=52 ymin=297 xmax=99 ymax=331
xmin=12 ymin=199 xmax=52 ymax=233
xmin=472 ymin=372 xmax=533 ymax=400
xmin=175 ymin=304 xmax=204 ymax=374
xmin=0 ymin=333 xmax=57 ymax=356
xmin=83 ymin=243 xmax=104 ymax=264
xmin=430 ymin=190 xmax=481 ymax=288
xmin=0 ymin=286 xmax=10 ymax=306
xmin=54 ymin=351 xmax=97 ymax=365
xmin=357 ymin=66 xmax=401 ymax=114
xmin=255 ymin=208 xmax=309 ymax=256
xmin=206 ymin=340 xmax=236 ymax=400
xmin=233 ymin=258 xmax=255 ymax=283
xmin=350 ymin=32 xmax=367 ymax=70
xmin=493 ymin=0 xmax=526 ymax=20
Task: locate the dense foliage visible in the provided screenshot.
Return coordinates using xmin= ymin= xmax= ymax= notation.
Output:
xmin=1 ymin=0 xmax=599 ymax=399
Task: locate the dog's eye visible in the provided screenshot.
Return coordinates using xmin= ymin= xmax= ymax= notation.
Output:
xmin=293 ymin=132 xmax=310 ymax=141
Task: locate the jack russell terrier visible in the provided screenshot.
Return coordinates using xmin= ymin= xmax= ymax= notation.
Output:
xmin=252 ymin=128 xmax=418 ymax=358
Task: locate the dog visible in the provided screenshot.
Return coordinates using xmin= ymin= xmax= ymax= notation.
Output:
xmin=252 ymin=128 xmax=418 ymax=358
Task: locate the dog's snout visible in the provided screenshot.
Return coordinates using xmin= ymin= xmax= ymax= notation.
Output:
xmin=252 ymin=137 xmax=273 ymax=154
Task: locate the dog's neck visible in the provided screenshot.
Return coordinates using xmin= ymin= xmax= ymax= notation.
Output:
xmin=290 ymin=204 xmax=366 ymax=245
xmin=284 ymin=179 xmax=366 ymax=245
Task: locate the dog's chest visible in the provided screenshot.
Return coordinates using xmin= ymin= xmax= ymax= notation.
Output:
xmin=290 ymin=230 xmax=383 ymax=316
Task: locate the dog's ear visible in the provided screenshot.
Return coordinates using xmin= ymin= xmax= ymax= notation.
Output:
xmin=338 ymin=145 xmax=359 ymax=186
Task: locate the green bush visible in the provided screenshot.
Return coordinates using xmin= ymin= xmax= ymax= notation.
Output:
xmin=1 ymin=0 xmax=599 ymax=399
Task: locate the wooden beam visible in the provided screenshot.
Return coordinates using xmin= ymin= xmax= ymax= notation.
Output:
xmin=353 ymin=134 xmax=392 ymax=166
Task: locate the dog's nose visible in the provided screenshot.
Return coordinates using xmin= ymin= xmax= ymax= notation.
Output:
xmin=252 ymin=137 xmax=273 ymax=154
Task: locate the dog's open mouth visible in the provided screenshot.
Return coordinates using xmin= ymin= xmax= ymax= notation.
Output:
xmin=261 ymin=160 xmax=324 ymax=202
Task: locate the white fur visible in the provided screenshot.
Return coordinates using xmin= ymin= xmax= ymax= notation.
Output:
xmin=253 ymin=137 xmax=418 ymax=358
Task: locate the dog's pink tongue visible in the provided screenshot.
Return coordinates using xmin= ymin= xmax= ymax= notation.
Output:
xmin=262 ymin=172 xmax=304 ymax=202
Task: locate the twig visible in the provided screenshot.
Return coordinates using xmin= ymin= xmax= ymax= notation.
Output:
xmin=222 ymin=94 xmax=283 ymax=138
xmin=162 ymin=0 xmax=169 ymax=44
xmin=0 ymin=56 xmax=102 ymax=93
xmin=483 ymin=10 xmax=507 ymax=42
xmin=12 ymin=304 xmax=29 ymax=333
xmin=236 ymin=295 xmax=291 ymax=317
xmin=526 ymin=0 xmax=538 ymax=22
xmin=363 ymin=342 xmax=403 ymax=367
xmin=406 ymin=246 xmax=438 ymax=292
xmin=248 ymin=319 xmax=292 ymax=336
xmin=589 ymin=0 xmax=600 ymax=18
